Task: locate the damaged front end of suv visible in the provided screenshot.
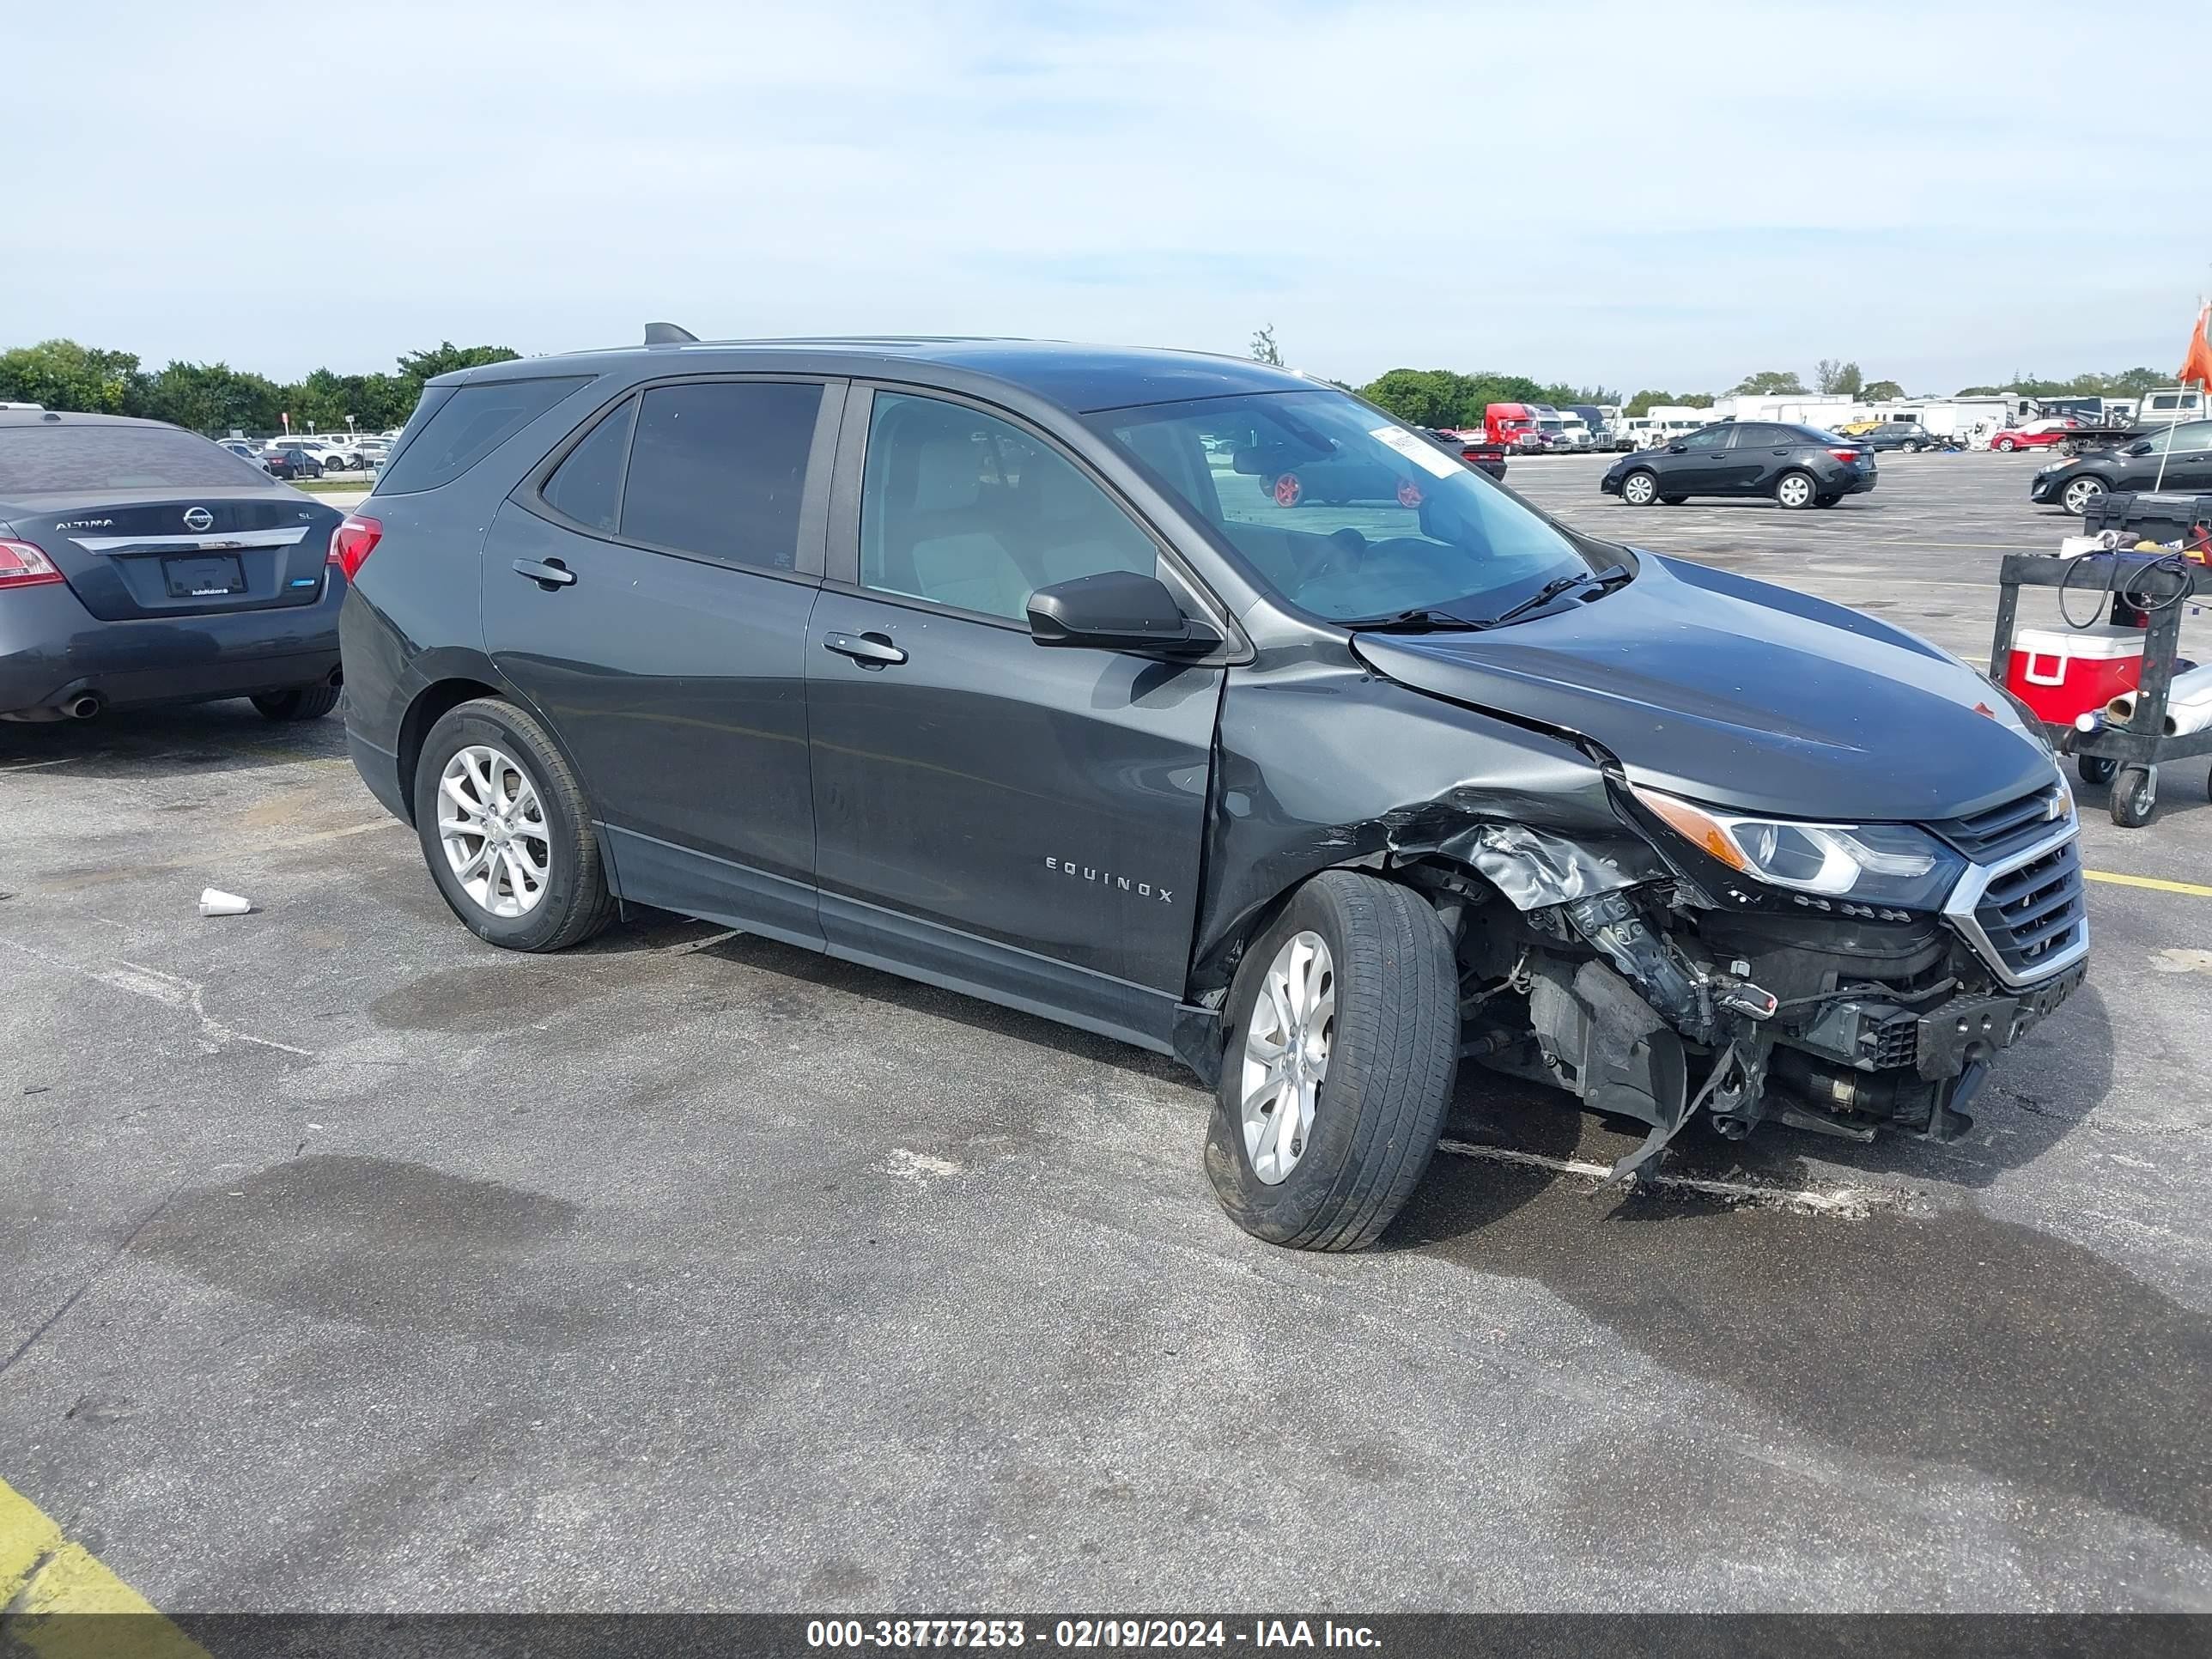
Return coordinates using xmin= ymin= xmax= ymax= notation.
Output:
xmin=1183 ymin=553 xmax=2088 ymax=1184
xmin=1431 ymin=769 xmax=2085 ymax=1177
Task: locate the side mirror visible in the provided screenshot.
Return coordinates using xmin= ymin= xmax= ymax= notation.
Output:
xmin=1667 ymin=442 xmax=1687 ymax=453
xmin=1231 ymin=446 xmax=1261 ymax=476
xmin=2126 ymin=440 xmax=2154 ymax=456
xmin=1027 ymin=570 xmax=1222 ymax=658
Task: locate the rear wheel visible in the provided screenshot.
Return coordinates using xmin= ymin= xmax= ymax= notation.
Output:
xmin=413 ymin=698 xmax=616 ymax=951
xmin=1204 ymin=871 xmax=1458 ymax=1252
xmin=1903 ymin=440 xmax=1923 ymax=453
xmin=2061 ymin=476 xmax=2109 ymax=516
xmin=251 ymin=684 xmax=341 ymax=721
xmin=1774 ymin=470 xmax=1818 ymax=509
xmin=1619 ymin=469 xmax=1658 ymax=506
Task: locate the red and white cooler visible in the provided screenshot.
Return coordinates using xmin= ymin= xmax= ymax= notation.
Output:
xmin=2003 ymin=623 xmax=2145 ymax=726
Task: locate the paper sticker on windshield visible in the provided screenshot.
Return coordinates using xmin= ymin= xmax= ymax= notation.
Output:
xmin=1370 ymin=425 xmax=1462 ymax=479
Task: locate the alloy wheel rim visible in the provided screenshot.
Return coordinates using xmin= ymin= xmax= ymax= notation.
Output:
xmin=2065 ymin=478 xmax=2105 ymax=513
xmin=1240 ymin=931 xmax=1335 ymax=1186
xmin=1779 ymin=476 xmax=1812 ymax=507
xmin=437 ymin=744 xmax=551 ymax=919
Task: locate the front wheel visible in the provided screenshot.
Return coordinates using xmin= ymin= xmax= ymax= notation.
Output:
xmin=1205 ymin=871 xmax=1458 ymax=1252
xmin=1774 ymin=470 xmax=1818 ymax=509
xmin=1618 ymin=469 xmax=1658 ymax=506
xmin=1270 ymin=471 xmax=1304 ymax=507
xmin=1995 ymin=437 xmax=2017 ymax=452
xmin=2061 ymin=476 xmax=2108 ymax=516
xmin=251 ymin=684 xmax=341 ymax=721
xmin=413 ymin=697 xmax=617 ymax=951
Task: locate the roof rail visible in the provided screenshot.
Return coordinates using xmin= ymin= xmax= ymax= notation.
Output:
xmin=643 ymin=322 xmax=699 ymax=345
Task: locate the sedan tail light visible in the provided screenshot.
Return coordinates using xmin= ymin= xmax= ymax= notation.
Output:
xmin=1830 ymin=448 xmax=1865 ymax=464
xmin=0 ymin=538 xmax=64 ymax=590
xmin=329 ymin=514 xmax=382 ymax=580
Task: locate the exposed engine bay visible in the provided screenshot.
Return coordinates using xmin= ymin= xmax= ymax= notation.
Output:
xmin=1399 ymin=776 xmax=2089 ymax=1177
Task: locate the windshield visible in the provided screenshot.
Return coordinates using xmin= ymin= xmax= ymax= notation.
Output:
xmin=1090 ymin=389 xmax=1596 ymax=623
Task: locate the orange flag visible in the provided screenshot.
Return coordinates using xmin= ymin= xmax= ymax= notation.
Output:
xmin=2180 ymin=301 xmax=2212 ymax=391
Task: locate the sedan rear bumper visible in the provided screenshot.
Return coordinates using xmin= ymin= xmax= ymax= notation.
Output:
xmin=0 ymin=575 xmax=344 ymax=719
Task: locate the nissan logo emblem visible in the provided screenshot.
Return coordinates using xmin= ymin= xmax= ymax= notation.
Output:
xmin=182 ymin=507 xmax=214 ymax=532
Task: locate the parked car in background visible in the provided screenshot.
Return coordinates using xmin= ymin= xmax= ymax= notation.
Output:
xmin=1861 ymin=420 xmax=1936 ymax=453
xmin=263 ymin=446 xmax=325 ymax=480
xmin=0 ymin=410 xmax=347 ymax=722
xmin=1602 ymin=422 xmax=1875 ymax=509
xmin=337 ymin=335 xmax=2079 ymax=1250
xmin=217 ymin=439 xmax=260 ymax=463
xmin=356 ymin=437 xmax=393 ymax=468
xmin=2030 ymin=417 xmax=2212 ymax=514
xmin=1419 ymin=428 xmax=1509 ymax=480
xmin=265 ymin=437 xmax=352 ymax=471
xmin=1990 ymin=417 xmax=2082 ymax=452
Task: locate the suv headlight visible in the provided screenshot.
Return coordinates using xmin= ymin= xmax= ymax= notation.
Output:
xmin=1631 ymin=786 xmax=1966 ymax=910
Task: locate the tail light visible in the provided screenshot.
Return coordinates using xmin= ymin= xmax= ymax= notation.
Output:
xmin=0 ymin=538 xmax=64 ymax=590
xmin=329 ymin=514 xmax=382 ymax=580
xmin=1830 ymin=448 xmax=1864 ymax=464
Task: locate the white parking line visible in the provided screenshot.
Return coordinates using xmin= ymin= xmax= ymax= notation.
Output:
xmin=1435 ymin=1138 xmax=1913 ymax=1218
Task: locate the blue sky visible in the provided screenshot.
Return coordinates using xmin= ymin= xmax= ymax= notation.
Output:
xmin=10 ymin=0 xmax=2209 ymax=392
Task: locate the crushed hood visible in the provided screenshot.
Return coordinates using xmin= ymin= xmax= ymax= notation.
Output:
xmin=1351 ymin=554 xmax=2055 ymax=823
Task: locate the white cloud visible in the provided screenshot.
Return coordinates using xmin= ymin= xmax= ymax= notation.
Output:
xmin=12 ymin=0 xmax=2208 ymax=391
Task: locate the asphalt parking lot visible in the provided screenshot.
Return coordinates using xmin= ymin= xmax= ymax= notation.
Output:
xmin=3 ymin=452 xmax=2209 ymax=1613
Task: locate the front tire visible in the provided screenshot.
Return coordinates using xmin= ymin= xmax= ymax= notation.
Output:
xmin=1995 ymin=437 xmax=2018 ymax=452
xmin=1774 ymin=470 xmax=1817 ymax=509
xmin=2061 ymin=476 xmax=2108 ymax=516
xmin=413 ymin=698 xmax=616 ymax=951
xmin=1271 ymin=471 xmax=1304 ymax=507
xmin=251 ymin=684 xmax=341 ymax=721
xmin=1619 ymin=469 xmax=1658 ymax=506
xmin=1205 ymin=871 xmax=1458 ymax=1252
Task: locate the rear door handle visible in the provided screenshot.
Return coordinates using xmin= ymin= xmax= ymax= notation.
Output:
xmin=823 ymin=630 xmax=907 ymax=667
xmin=512 ymin=557 xmax=575 ymax=588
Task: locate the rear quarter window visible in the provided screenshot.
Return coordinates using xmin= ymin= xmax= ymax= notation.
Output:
xmin=0 ymin=425 xmax=276 ymax=493
xmin=376 ymin=376 xmax=591 ymax=495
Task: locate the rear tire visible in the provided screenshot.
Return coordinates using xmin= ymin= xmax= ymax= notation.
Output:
xmin=1205 ymin=871 xmax=1458 ymax=1252
xmin=252 ymin=684 xmax=341 ymax=720
xmin=1903 ymin=441 xmax=1923 ymax=453
xmin=413 ymin=698 xmax=616 ymax=952
xmin=1774 ymin=470 xmax=1818 ymax=509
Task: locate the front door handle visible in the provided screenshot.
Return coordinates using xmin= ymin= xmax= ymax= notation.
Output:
xmin=823 ymin=630 xmax=908 ymax=668
xmin=513 ymin=557 xmax=576 ymax=589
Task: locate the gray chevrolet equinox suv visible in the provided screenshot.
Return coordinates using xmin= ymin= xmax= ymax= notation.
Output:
xmin=340 ymin=331 xmax=2087 ymax=1249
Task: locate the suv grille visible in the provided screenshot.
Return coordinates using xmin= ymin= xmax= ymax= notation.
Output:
xmin=1972 ymin=839 xmax=2085 ymax=979
xmin=1933 ymin=784 xmax=2067 ymax=862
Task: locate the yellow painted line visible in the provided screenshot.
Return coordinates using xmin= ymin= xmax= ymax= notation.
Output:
xmin=0 ymin=1477 xmax=207 ymax=1656
xmin=2085 ymin=869 xmax=2212 ymax=898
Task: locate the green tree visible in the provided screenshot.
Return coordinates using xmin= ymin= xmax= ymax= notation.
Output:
xmin=1249 ymin=325 xmax=1282 ymax=368
xmin=1815 ymin=359 xmax=1863 ymax=396
xmin=395 ymin=342 xmax=521 ymax=388
xmin=1623 ymin=388 xmax=1714 ymax=417
xmin=1730 ymin=369 xmax=1808 ymax=397
xmin=0 ymin=339 xmax=144 ymax=413
xmin=1358 ymin=368 xmax=1468 ymax=428
xmin=137 ymin=361 xmax=283 ymax=434
xmin=1861 ymin=379 xmax=1905 ymax=402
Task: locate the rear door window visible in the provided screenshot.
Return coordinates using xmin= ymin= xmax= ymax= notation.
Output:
xmin=618 ymin=381 xmax=822 ymax=570
xmin=539 ymin=398 xmax=637 ymax=533
xmin=0 ymin=425 xmax=276 ymax=493
xmin=377 ymin=376 xmax=589 ymax=494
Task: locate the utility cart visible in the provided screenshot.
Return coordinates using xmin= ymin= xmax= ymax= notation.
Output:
xmin=1989 ymin=550 xmax=2212 ymax=826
